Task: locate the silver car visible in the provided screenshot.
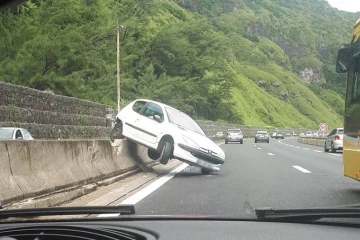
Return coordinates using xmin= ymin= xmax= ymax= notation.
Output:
xmin=255 ymin=130 xmax=269 ymax=143
xmin=225 ymin=129 xmax=244 ymax=144
xmin=0 ymin=127 xmax=34 ymax=140
xmin=324 ymin=128 xmax=343 ymax=153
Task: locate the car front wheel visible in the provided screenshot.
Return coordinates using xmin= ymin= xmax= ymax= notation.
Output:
xmin=159 ymin=140 xmax=173 ymax=165
xmin=324 ymin=142 xmax=329 ymax=152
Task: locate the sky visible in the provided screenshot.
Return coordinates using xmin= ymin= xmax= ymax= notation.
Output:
xmin=326 ymin=0 xmax=360 ymax=12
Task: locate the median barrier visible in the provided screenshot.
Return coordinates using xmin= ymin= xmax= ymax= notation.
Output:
xmin=297 ymin=137 xmax=326 ymax=147
xmin=0 ymin=139 xmax=154 ymax=205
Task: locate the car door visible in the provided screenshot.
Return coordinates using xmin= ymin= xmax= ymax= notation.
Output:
xmin=123 ymin=100 xmax=147 ymax=138
xmin=136 ymin=102 xmax=165 ymax=145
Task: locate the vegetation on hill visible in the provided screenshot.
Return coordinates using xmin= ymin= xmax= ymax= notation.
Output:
xmin=0 ymin=0 xmax=356 ymax=128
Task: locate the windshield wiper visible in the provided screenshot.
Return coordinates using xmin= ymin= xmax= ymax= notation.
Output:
xmin=256 ymin=207 xmax=360 ymax=222
xmin=0 ymin=205 xmax=135 ymax=219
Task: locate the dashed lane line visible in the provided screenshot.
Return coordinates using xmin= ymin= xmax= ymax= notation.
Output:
xmin=292 ymin=166 xmax=311 ymax=173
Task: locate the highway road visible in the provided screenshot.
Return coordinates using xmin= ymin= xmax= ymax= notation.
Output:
xmin=104 ymin=138 xmax=360 ymax=218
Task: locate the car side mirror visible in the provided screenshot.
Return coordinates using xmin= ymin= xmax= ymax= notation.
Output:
xmin=153 ymin=115 xmax=162 ymax=123
xmin=17 ymin=137 xmax=23 ymax=140
xmin=336 ymin=44 xmax=351 ymax=73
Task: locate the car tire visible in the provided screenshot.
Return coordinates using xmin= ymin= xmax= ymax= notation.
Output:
xmin=324 ymin=142 xmax=329 ymax=152
xmin=267 ymin=140 xmax=269 ymax=143
xmin=330 ymin=143 xmax=336 ymax=153
xmin=225 ymin=140 xmax=228 ymax=144
xmin=109 ymin=121 xmax=124 ymax=142
xmin=201 ymin=168 xmax=212 ymax=175
xmin=240 ymin=140 xmax=243 ymax=144
xmin=255 ymin=139 xmax=257 ymax=143
xmin=159 ymin=140 xmax=173 ymax=165
xmin=148 ymin=148 xmax=161 ymax=160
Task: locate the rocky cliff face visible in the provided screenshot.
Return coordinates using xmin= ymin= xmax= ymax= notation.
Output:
xmin=298 ymin=68 xmax=322 ymax=83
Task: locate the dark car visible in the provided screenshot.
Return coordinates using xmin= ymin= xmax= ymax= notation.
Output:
xmin=255 ymin=130 xmax=270 ymax=143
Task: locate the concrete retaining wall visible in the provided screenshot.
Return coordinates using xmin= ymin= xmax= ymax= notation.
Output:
xmin=297 ymin=137 xmax=325 ymax=147
xmin=0 ymin=139 xmax=153 ymax=205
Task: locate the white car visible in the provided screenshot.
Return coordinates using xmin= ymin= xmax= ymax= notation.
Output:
xmin=0 ymin=127 xmax=34 ymax=140
xmin=110 ymin=99 xmax=225 ymax=174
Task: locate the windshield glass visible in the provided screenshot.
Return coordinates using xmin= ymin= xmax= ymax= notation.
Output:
xmin=0 ymin=129 xmax=14 ymax=139
xmin=166 ymin=107 xmax=205 ymax=135
xmin=1 ymin=0 xmax=358 ymax=222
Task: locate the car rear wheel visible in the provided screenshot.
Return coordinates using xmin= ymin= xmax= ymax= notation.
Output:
xmin=324 ymin=142 xmax=329 ymax=152
xmin=159 ymin=140 xmax=173 ymax=165
xmin=330 ymin=143 xmax=336 ymax=153
xmin=109 ymin=121 xmax=124 ymax=142
xmin=240 ymin=140 xmax=243 ymax=144
xmin=225 ymin=140 xmax=228 ymax=144
xmin=201 ymin=168 xmax=213 ymax=175
xmin=267 ymin=140 xmax=269 ymax=143
xmin=254 ymin=139 xmax=257 ymax=143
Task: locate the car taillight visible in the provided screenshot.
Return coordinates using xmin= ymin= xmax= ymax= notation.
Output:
xmin=335 ymin=135 xmax=340 ymax=140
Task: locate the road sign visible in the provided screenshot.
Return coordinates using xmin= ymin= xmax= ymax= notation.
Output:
xmin=318 ymin=122 xmax=328 ymax=132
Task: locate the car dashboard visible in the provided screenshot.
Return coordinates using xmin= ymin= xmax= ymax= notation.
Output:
xmin=0 ymin=218 xmax=359 ymax=240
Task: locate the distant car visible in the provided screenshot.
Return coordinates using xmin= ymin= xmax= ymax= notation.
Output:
xmin=225 ymin=129 xmax=243 ymax=144
xmin=285 ymin=133 xmax=291 ymax=136
xmin=271 ymin=133 xmax=277 ymax=138
xmin=305 ymin=131 xmax=312 ymax=137
xmin=0 ymin=127 xmax=34 ymax=140
xmin=214 ymin=132 xmax=224 ymax=138
xmin=255 ymin=130 xmax=269 ymax=143
xmin=109 ymin=99 xmax=225 ymax=174
xmin=324 ymin=128 xmax=344 ymax=153
xmin=275 ymin=133 xmax=284 ymax=139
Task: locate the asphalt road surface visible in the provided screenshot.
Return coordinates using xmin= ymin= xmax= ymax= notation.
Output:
xmin=113 ymin=138 xmax=360 ymax=217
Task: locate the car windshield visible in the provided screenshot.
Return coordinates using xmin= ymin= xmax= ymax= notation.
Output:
xmin=1 ymin=0 xmax=358 ymax=223
xmin=0 ymin=129 xmax=13 ymax=139
xmin=166 ymin=107 xmax=205 ymax=135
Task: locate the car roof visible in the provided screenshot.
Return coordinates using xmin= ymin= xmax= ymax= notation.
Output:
xmin=0 ymin=127 xmax=18 ymax=130
xmin=135 ymin=99 xmax=179 ymax=112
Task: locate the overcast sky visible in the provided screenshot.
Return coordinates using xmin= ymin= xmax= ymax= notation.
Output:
xmin=326 ymin=0 xmax=360 ymax=12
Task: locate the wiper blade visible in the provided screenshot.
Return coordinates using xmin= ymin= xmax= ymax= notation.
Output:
xmin=256 ymin=207 xmax=360 ymax=221
xmin=0 ymin=205 xmax=135 ymax=219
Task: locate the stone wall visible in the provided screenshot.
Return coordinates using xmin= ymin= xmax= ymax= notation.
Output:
xmin=0 ymin=82 xmax=111 ymax=139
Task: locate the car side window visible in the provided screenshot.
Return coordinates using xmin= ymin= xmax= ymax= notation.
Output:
xmin=21 ymin=129 xmax=31 ymax=139
xmin=329 ymin=129 xmax=336 ymax=136
xmin=140 ymin=103 xmax=164 ymax=122
xmin=132 ymin=101 xmax=147 ymax=113
xmin=15 ymin=130 xmax=23 ymax=139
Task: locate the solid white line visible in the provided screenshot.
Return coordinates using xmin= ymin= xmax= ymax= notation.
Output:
xmin=292 ymin=166 xmax=311 ymax=173
xmin=302 ymin=148 xmax=311 ymax=150
xmin=313 ymin=150 xmax=322 ymax=153
xmin=257 ymin=147 xmax=262 ymax=150
xmin=267 ymin=153 xmax=275 ymax=156
xmin=97 ymin=163 xmax=189 ymax=217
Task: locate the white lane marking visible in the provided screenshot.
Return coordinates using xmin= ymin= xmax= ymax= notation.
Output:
xmin=267 ymin=153 xmax=275 ymax=156
xmin=302 ymin=148 xmax=311 ymax=150
xmin=97 ymin=163 xmax=189 ymax=217
xmin=288 ymin=145 xmax=294 ymax=147
xmin=254 ymin=144 xmax=257 ymax=147
xmin=257 ymin=147 xmax=262 ymax=150
xmin=330 ymin=153 xmax=342 ymax=157
xmin=292 ymin=166 xmax=311 ymax=173
xmin=313 ymin=150 xmax=322 ymax=153
xmin=295 ymin=146 xmax=301 ymax=149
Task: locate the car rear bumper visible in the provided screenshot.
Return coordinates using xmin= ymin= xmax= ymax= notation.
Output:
xmin=255 ymin=137 xmax=269 ymax=142
xmin=173 ymin=144 xmax=224 ymax=171
xmin=226 ymin=138 xmax=243 ymax=142
xmin=333 ymin=140 xmax=343 ymax=150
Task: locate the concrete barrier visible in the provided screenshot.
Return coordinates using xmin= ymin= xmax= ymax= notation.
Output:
xmin=0 ymin=139 xmax=153 ymax=205
xmin=297 ymin=137 xmax=325 ymax=147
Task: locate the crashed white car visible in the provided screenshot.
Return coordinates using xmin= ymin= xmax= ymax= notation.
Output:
xmin=110 ymin=99 xmax=225 ymax=174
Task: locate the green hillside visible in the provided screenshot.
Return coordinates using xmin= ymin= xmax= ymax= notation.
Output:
xmin=0 ymin=0 xmax=356 ymax=128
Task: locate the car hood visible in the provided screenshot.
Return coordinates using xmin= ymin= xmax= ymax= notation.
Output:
xmin=180 ymin=128 xmax=224 ymax=156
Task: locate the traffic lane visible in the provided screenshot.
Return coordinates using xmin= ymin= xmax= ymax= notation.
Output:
xmin=256 ymin=138 xmax=344 ymax=178
xmin=124 ymin=139 xmax=360 ymax=217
